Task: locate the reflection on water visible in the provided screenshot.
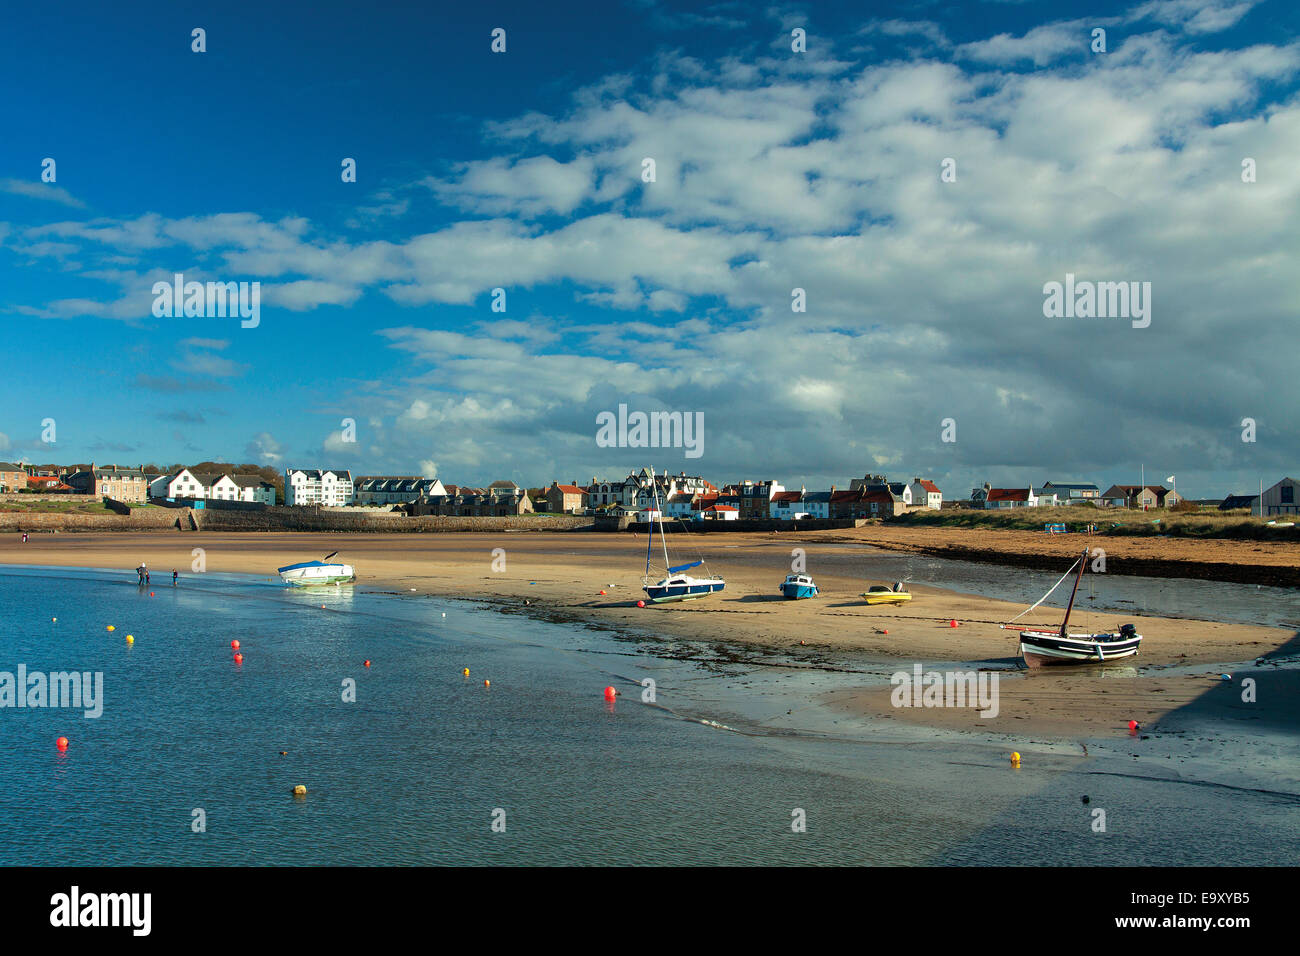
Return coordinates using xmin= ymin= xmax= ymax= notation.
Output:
xmin=0 ymin=565 xmax=1295 ymax=866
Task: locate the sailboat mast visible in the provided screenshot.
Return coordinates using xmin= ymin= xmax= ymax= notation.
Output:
xmin=649 ymin=467 xmax=670 ymax=569
xmin=1059 ymin=548 xmax=1089 ymax=638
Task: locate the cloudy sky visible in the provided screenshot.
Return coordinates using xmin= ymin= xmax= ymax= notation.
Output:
xmin=2 ymin=0 xmax=1296 ymax=499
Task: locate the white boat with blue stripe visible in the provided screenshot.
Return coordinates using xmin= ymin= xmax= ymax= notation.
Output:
xmin=641 ymin=467 xmax=725 ymax=604
xmin=278 ymin=551 xmax=356 ymax=587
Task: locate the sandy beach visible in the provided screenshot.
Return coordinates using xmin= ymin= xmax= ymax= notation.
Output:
xmin=2 ymin=530 xmax=1295 ymax=740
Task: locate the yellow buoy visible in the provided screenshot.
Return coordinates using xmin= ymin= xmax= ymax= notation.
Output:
xmin=462 ymin=668 xmax=469 ymax=677
xmin=106 ymin=625 xmax=115 ymax=631
xmin=292 ymin=785 xmax=307 ymax=796
xmin=1010 ymin=751 xmax=1021 ymax=766
xmin=126 ymin=635 xmax=134 ymax=644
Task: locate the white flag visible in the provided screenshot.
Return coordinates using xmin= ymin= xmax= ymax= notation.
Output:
xmin=1166 ymin=475 xmax=1175 ymax=483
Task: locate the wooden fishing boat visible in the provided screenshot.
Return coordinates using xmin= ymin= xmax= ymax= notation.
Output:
xmin=1003 ymin=548 xmax=1142 ymax=666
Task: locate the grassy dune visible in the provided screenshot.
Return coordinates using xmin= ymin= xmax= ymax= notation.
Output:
xmin=890 ymin=506 xmax=1296 ymax=540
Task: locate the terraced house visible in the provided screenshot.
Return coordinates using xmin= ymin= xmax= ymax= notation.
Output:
xmin=0 ymin=462 xmax=28 ymax=492
xmin=64 ymin=464 xmax=149 ymax=503
xmin=354 ymin=476 xmax=444 ymax=506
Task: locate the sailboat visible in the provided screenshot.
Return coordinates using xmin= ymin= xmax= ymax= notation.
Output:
xmin=641 ymin=468 xmax=725 ymax=603
xmin=1003 ymin=548 xmax=1142 ymax=666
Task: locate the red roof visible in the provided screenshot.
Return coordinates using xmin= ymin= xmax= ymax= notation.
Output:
xmin=830 ymin=489 xmax=862 ymax=502
xmin=708 ymin=504 xmax=738 ymax=512
xmin=772 ymin=491 xmax=802 ymax=503
xmin=861 ymin=489 xmax=895 ymax=504
xmin=915 ymin=480 xmax=941 ymax=494
xmin=987 ymin=488 xmax=1029 ymax=502
xmin=552 ymin=484 xmax=586 ymax=495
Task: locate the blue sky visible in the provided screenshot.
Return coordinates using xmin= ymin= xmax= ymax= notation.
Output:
xmin=2 ymin=0 xmax=1297 ymax=498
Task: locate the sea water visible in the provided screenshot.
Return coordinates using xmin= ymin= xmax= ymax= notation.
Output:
xmin=0 ymin=565 xmax=1296 ymax=865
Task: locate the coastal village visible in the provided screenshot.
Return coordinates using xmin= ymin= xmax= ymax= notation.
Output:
xmin=0 ymin=461 xmax=1296 ymax=520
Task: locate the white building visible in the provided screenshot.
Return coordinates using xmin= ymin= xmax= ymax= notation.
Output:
xmin=286 ymin=469 xmax=354 ymax=506
xmin=159 ymin=469 xmax=213 ymax=500
xmin=228 ymin=474 xmax=277 ymax=505
xmin=908 ymin=478 xmax=943 ymax=510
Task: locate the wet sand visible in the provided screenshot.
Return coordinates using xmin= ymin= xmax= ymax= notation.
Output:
xmin=1 ymin=530 xmax=1294 ymax=741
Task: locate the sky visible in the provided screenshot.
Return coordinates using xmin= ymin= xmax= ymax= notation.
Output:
xmin=1 ymin=0 xmax=1297 ymax=499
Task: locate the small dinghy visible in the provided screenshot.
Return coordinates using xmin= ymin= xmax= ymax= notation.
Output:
xmin=779 ymin=573 xmax=818 ymax=599
xmin=277 ymin=551 xmax=356 ymax=587
xmin=861 ymin=583 xmax=911 ymax=605
xmin=1003 ymin=548 xmax=1142 ymax=666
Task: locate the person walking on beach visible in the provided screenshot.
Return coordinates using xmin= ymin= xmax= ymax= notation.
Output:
xmin=137 ymin=564 xmax=146 ymax=586
xmin=172 ymin=569 xmax=178 ymax=586
xmin=21 ymin=532 xmax=27 ymax=543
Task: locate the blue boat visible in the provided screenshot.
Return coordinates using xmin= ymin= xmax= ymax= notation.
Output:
xmin=640 ymin=467 xmax=725 ymax=604
xmin=779 ymin=573 xmax=818 ymax=599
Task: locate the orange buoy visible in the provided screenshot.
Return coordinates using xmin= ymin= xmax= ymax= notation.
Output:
xmin=484 ymin=679 xmax=490 ymax=687
xmin=149 ymin=592 xmax=154 ymax=597
xmin=364 ymin=659 xmax=371 ymax=667
xmin=604 ymin=686 xmax=616 ymax=701
xmin=56 ymin=737 xmax=68 ymax=751
xmin=599 ymin=590 xmax=606 ymax=595
xmin=231 ymin=640 xmax=240 ymax=649
xmin=233 ymin=653 xmax=243 ymax=664
xmin=882 ymin=629 xmax=889 ymax=635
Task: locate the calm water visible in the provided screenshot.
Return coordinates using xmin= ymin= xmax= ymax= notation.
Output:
xmin=1 ymin=565 xmax=1296 ymax=865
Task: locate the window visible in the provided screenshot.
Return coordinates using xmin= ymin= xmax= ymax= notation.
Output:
xmin=1283 ymin=486 xmax=1295 ymax=504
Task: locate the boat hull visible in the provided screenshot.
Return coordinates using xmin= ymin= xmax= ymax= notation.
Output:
xmin=644 ymin=577 xmax=725 ymax=603
xmin=1019 ymin=630 xmax=1142 ymax=666
xmin=780 ymin=583 xmax=818 ymax=599
xmin=862 ymin=592 xmax=911 ymax=605
xmin=279 ymin=564 xmax=355 ymax=587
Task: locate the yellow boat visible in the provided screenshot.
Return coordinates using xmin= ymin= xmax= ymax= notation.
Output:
xmin=861 ymin=584 xmax=912 ymax=605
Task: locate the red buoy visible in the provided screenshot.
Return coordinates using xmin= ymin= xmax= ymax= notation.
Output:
xmin=56 ymin=736 xmax=68 ymax=751
xmin=364 ymin=659 xmax=371 ymax=667
xmin=1128 ymin=719 xmax=1139 ymax=732
xmin=949 ymin=620 xmax=959 ymax=628
xmin=636 ymin=600 xmax=646 ymax=608
xmin=233 ymin=653 xmax=243 ymax=665
xmin=604 ymin=686 xmax=617 ymax=701
xmin=231 ymin=640 xmax=240 ymax=649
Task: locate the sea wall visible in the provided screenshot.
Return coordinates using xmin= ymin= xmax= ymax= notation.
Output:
xmin=191 ymin=509 xmax=591 ymax=533
xmin=0 ymin=509 xmax=184 ymax=532
xmin=610 ymin=518 xmax=867 ymax=533
xmin=2 ymin=508 xmax=592 ymax=533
